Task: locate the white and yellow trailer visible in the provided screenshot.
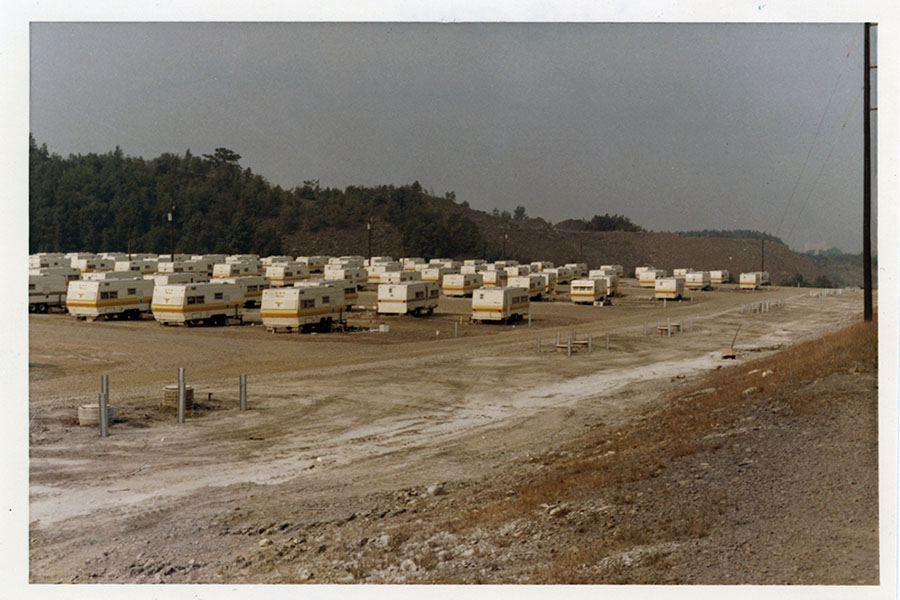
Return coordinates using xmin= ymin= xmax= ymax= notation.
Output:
xmin=329 ymin=255 xmax=366 ymax=269
xmin=639 ymin=269 xmax=667 ymax=288
xmin=535 ymin=271 xmax=558 ymax=296
xmin=601 ymin=264 xmax=624 ymax=277
xmin=565 ymin=263 xmax=587 ymax=278
xmin=295 ymin=255 xmax=329 ymax=273
xmin=482 ymin=270 xmax=508 ymax=287
xmin=296 ymin=279 xmax=358 ymax=310
xmin=530 ymin=261 xmax=554 ymax=272
xmin=739 ymin=272 xmax=763 ymax=290
xmin=442 ymin=272 xmax=483 ymax=297
xmin=710 ymin=269 xmax=730 ymax=284
xmin=29 ymin=253 xmax=68 ymax=269
xmin=30 ymin=266 xmax=81 ymax=282
xmin=70 ymin=257 xmax=114 ymax=273
xmin=463 ymin=259 xmax=486 ymax=268
xmin=570 ymin=278 xmax=609 ymax=305
xmin=504 ymin=264 xmax=531 ymax=277
xmin=29 ymin=274 xmax=68 ymax=313
xmin=486 ymin=260 xmax=517 ymax=271
xmin=323 ymin=265 xmax=368 ymax=289
xmin=261 ymin=255 xmax=295 ymax=266
xmin=266 ymin=263 xmax=310 ymax=287
xmin=654 ymin=277 xmax=685 ymax=300
xmin=673 ymin=268 xmax=692 ymax=277
xmin=596 ymin=274 xmax=619 ymax=297
xmin=213 ymin=261 xmax=258 ymax=278
xmin=382 ymin=269 xmax=423 ymax=284
xmin=420 ymin=266 xmax=457 ymax=283
xmin=377 ymin=281 xmax=439 ymax=316
xmin=366 ymin=263 xmax=402 ymax=285
xmin=508 ymin=274 xmax=547 ymax=300
xmin=66 ymin=278 xmax=154 ymax=321
xmin=544 ymin=266 xmax=574 ymax=284
xmin=261 ymin=285 xmax=346 ymax=333
xmin=151 ymin=282 xmax=243 ymax=326
xmin=402 ymin=257 xmax=426 ymax=270
xmin=145 ymin=272 xmax=209 ymax=286
xmin=471 ymin=286 xmax=530 ymax=323
xmin=219 ymin=275 xmax=270 ymax=307
xmin=685 ymin=271 xmax=712 ymax=290
xmin=114 ymin=259 xmax=156 ymax=275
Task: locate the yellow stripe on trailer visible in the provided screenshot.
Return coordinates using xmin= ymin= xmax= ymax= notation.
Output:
xmin=151 ymin=302 xmax=239 ymax=313
xmin=260 ymin=306 xmax=339 ymax=318
xmin=67 ymin=297 xmax=147 ymax=308
xmin=472 ymin=302 xmax=529 ymax=312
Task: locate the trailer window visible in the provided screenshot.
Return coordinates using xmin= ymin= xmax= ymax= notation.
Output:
xmin=28 ymin=283 xmax=35 ymax=290
xmin=186 ymin=295 xmax=204 ymax=305
xmin=415 ymin=291 xmax=425 ymax=300
xmin=214 ymin=292 xmax=223 ymax=300
xmin=301 ymin=299 xmax=315 ymax=309
xmin=127 ymin=288 xmax=137 ymax=295
xmin=100 ymin=291 xmax=118 ymax=300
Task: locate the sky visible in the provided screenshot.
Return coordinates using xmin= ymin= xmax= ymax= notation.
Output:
xmin=28 ymin=20 xmax=877 ymax=253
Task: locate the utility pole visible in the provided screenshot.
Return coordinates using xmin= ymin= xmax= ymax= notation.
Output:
xmin=863 ymin=22 xmax=876 ymax=322
xmin=367 ymin=219 xmax=373 ymax=262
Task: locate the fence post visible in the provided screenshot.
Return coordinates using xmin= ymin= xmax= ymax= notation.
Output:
xmin=98 ymin=374 xmax=109 ymax=438
xmin=588 ymin=334 xmax=593 ymax=353
xmin=178 ymin=367 xmax=186 ymax=424
xmin=454 ymin=321 xmax=459 ymax=338
xmin=556 ymin=332 xmax=560 ymax=346
xmin=605 ymin=333 xmax=609 ymax=350
xmin=240 ymin=374 xmax=247 ymax=411
xmin=528 ymin=313 xmax=532 ymax=328
xmin=567 ymin=338 xmax=572 ymax=357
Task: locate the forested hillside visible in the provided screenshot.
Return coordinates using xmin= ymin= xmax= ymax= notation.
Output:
xmin=28 ymin=139 xmax=481 ymax=258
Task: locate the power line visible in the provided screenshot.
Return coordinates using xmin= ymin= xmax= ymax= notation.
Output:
xmin=774 ymin=46 xmax=854 ymax=240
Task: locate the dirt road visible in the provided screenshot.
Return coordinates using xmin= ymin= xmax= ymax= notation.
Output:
xmin=27 ymin=282 xmax=866 ymax=583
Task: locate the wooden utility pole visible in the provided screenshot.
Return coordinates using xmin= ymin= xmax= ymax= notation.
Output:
xmin=863 ymin=22 xmax=875 ymax=322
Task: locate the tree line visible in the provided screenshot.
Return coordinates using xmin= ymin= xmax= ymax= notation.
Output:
xmin=28 ymin=138 xmax=483 ymax=258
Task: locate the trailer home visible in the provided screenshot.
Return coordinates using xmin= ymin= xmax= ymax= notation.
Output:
xmin=482 ymin=270 xmax=508 ymax=287
xmin=504 ymin=265 xmax=531 ymax=277
xmin=329 ymin=255 xmax=366 ymax=268
xmin=464 ymin=259 xmax=486 ymax=268
xmin=30 ymin=266 xmax=81 ymax=281
xmin=442 ymin=272 xmax=483 ymax=297
xmin=596 ymin=274 xmax=619 ymax=297
xmin=82 ymin=271 xmax=146 ymax=281
xmin=70 ymin=257 xmax=114 ymax=273
xmin=419 ymin=266 xmax=457 ymax=283
xmin=565 ymin=263 xmax=587 ymax=278
xmin=151 ymin=282 xmax=243 ymax=326
xmin=535 ymin=271 xmax=558 ymax=295
xmin=486 ymin=261 xmax=518 ymax=271
xmin=377 ymin=281 xmax=439 ymax=316
xmin=530 ymin=261 xmax=554 ymax=272
xmin=507 ymin=274 xmax=546 ymax=300
xmin=402 ymin=257 xmax=426 ymax=270
xmin=570 ymin=278 xmax=609 ymax=305
xmin=28 ymin=274 xmax=68 ymax=313
xmin=655 ymin=277 xmax=685 ymax=300
xmin=471 ymin=286 xmax=529 ymax=323
xmin=601 ymin=265 xmax=624 ymax=277
xmin=29 ymin=253 xmax=68 ymax=269
xmin=685 ymin=271 xmax=712 ymax=290
xmin=296 ymin=279 xmax=358 ymax=310
xmin=639 ymin=269 xmax=667 ymax=288
xmin=114 ymin=259 xmax=156 ymax=275
xmin=673 ymin=268 xmax=692 ymax=277
xmin=212 ymin=261 xmax=257 ymax=278
xmin=460 ymin=264 xmax=484 ymax=275
xmin=219 ymin=275 xmax=269 ymax=307
xmin=266 ymin=263 xmax=310 ymax=287
xmin=323 ymin=265 xmax=368 ymax=289
xmin=67 ymin=278 xmax=155 ymax=320
xmin=296 ymin=256 xmax=329 ymax=272
xmin=739 ymin=272 xmax=763 ymax=290
xmin=710 ymin=270 xmax=730 ymax=284
xmin=145 ymin=272 xmax=209 ymax=286
xmin=261 ymin=255 xmax=295 ymax=266
xmin=544 ymin=266 xmax=574 ymax=284
xmin=366 ymin=263 xmax=402 ymax=284
xmin=261 ymin=285 xmax=346 ymax=332
xmin=382 ymin=270 xmax=423 ymax=284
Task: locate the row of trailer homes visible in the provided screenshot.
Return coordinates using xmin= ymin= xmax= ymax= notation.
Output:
xmin=29 ymin=251 xmax=763 ymax=330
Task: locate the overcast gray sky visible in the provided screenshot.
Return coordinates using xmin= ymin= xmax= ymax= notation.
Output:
xmin=30 ymin=21 xmax=872 ymax=252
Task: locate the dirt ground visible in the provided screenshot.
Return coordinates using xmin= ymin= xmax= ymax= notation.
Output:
xmin=27 ymin=280 xmax=877 ymax=586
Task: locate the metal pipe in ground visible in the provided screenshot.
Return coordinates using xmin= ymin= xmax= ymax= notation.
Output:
xmin=567 ymin=338 xmax=572 ymax=357
xmin=99 ymin=374 xmax=109 ymax=437
xmin=240 ymin=374 xmax=247 ymax=411
xmin=454 ymin=321 xmax=459 ymax=337
xmin=606 ymin=332 xmax=609 ymax=350
xmin=178 ymin=367 xmax=186 ymax=424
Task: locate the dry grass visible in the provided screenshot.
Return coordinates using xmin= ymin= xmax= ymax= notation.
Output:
xmin=445 ymin=318 xmax=877 ymax=582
